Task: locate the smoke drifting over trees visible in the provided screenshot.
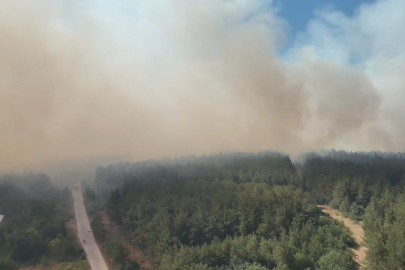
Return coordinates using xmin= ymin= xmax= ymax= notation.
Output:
xmin=1 ymin=0 xmax=404 ymax=170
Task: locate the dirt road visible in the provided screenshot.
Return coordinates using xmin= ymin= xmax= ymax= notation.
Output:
xmin=73 ymin=188 xmax=108 ymax=270
xmin=318 ymin=205 xmax=368 ymax=268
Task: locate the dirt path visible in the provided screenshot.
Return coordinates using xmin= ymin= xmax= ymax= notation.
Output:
xmin=318 ymin=205 xmax=368 ymax=268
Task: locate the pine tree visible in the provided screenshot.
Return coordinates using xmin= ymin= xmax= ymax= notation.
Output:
xmin=331 ymin=181 xmax=346 ymax=209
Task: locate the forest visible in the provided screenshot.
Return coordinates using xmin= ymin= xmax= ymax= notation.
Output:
xmin=94 ymin=153 xmax=354 ymax=269
xmin=93 ymin=151 xmax=405 ymax=270
xmin=303 ymin=151 xmax=405 ymax=269
xmin=2 ymin=151 xmax=405 ymax=270
xmin=0 ymin=174 xmax=88 ymax=270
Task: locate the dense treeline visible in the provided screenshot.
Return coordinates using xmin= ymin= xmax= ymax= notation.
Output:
xmin=301 ymin=151 xmax=405 ymax=269
xmin=95 ymin=152 xmax=297 ymax=190
xmin=303 ymin=151 xmax=405 ymax=220
xmin=363 ymin=189 xmax=405 ymax=269
xmin=0 ymin=174 xmax=87 ymax=269
xmin=96 ymin=153 xmax=356 ymax=270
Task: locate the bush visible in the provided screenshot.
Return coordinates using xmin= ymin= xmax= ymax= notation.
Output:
xmin=0 ymin=258 xmax=18 ymax=270
xmin=123 ymin=260 xmax=140 ymax=270
xmin=91 ymin=213 xmax=107 ymax=243
xmin=316 ymin=250 xmax=355 ymax=270
xmin=104 ymin=240 xmax=129 ymax=265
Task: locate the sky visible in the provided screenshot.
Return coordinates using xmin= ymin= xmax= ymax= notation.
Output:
xmin=278 ymin=0 xmax=377 ymax=34
xmin=0 ymin=0 xmax=404 ymax=172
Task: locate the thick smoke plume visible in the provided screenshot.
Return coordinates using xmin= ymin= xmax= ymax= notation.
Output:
xmin=0 ymin=0 xmax=403 ymax=170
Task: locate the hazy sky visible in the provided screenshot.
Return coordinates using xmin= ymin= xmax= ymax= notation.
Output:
xmin=0 ymin=0 xmax=404 ymax=170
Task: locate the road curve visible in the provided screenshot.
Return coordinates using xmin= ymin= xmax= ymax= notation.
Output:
xmin=73 ymin=188 xmax=108 ymax=270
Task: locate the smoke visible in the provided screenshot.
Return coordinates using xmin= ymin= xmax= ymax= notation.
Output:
xmin=0 ymin=0 xmax=403 ymax=170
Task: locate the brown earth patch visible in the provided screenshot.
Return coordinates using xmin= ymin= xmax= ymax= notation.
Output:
xmin=318 ymin=205 xmax=368 ymax=269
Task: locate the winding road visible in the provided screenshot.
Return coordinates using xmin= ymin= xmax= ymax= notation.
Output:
xmin=73 ymin=187 xmax=108 ymax=270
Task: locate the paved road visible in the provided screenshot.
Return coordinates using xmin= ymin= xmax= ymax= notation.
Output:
xmin=73 ymin=188 xmax=108 ymax=270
